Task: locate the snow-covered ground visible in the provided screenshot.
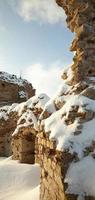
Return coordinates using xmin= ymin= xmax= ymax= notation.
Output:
xmin=0 ymin=157 xmax=40 ymax=200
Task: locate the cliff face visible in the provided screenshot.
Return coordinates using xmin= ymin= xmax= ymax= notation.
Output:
xmin=0 ymin=72 xmax=35 ymax=106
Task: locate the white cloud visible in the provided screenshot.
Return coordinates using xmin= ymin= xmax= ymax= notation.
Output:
xmin=9 ymin=0 xmax=66 ymax=24
xmin=0 ymin=62 xmax=71 ymax=97
xmin=0 ymin=65 xmax=21 ymax=78
xmin=23 ymin=63 xmax=64 ymax=96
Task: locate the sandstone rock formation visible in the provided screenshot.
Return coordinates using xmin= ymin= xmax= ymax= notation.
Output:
xmin=0 ymin=71 xmax=35 ymax=106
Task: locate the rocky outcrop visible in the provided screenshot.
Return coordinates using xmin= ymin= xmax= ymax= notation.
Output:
xmin=0 ymin=72 xmax=35 ymax=106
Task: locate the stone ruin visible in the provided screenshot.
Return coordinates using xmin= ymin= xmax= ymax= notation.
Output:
xmin=0 ymin=0 xmax=95 ymax=199
xmin=38 ymin=0 xmax=95 ymax=200
xmin=0 ymin=71 xmax=35 ymax=157
xmin=0 ymin=71 xmax=35 ymax=106
xmin=38 ymin=0 xmax=95 ymax=199
xmin=0 ymin=93 xmax=50 ymax=161
xmin=56 ymin=0 xmax=95 ymax=90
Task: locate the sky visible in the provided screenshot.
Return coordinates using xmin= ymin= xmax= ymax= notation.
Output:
xmin=0 ymin=0 xmax=74 ymax=96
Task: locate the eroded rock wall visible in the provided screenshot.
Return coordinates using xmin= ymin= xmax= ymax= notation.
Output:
xmin=37 ymin=132 xmax=76 ymax=200
xmin=38 ymin=1 xmax=95 ymax=200
xmin=56 ymin=0 xmax=95 ymax=89
xmin=0 ymin=93 xmax=49 ymax=163
xmin=12 ymin=127 xmax=37 ymax=164
xmin=0 ymin=112 xmax=18 ymax=156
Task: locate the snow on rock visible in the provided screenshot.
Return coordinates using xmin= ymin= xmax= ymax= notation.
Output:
xmin=12 ymin=109 xmax=38 ymax=136
xmin=65 ymin=156 xmax=95 ymax=198
xmin=12 ymin=102 xmax=26 ymax=116
xmin=39 ymin=83 xmax=71 ymax=120
xmin=0 ymin=71 xmax=29 ymax=86
xmin=55 ymin=82 xmax=71 ymax=96
xmin=65 ymin=118 xmax=95 ymax=158
xmin=25 ymin=93 xmax=50 ymax=110
xmin=0 ymin=93 xmax=50 ymax=137
xmin=41 ymin=98 xmax=56 ymax=115
xmin=65 ymin=67 xmax=74 ymax=82
xmin=0 ymin=157 xmax=40 ymax=200
xmin=0 ymin=93 xmax=50 ymax=120
xmin=61 ymin=67 xmax=74 ymax=83
xmin=0 ymin=102 xmax=25 ymax=120
xmin=44 ymin=103 xmax=79 ymax=151
xmin=44 ymin=94 xmax=95 ymax=154
xmin=0 ymin=110 xmax=9 ymax=121
xmin=88 ymin=77 xmax=95 ymax=81
xmin=19 ymin=91 xmax=28 ymax=99
xmin=43 ymin=88 xmax=95 ymax=198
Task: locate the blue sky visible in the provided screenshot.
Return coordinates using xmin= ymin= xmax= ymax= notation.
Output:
xmin=0 ymin=0 xmax=74 ymax=96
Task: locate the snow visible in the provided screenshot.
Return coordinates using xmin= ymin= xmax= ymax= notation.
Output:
xmin=44 ymin=94 xmax=95 ymax=153
xmin=19 ymin=91 xmax=28 ymax=99
xmin=61 ymin=67 xmax=74 ymax=83
xmin=0 ymin=71 xmax=30 ymax=86
xmin=65 ymin=119 xmax=95 ymax=158
xmin=89 ymin=77 xmax=95 ymax=81
xmin=12 ymin=102 xmax=26 ymax=116
xmin=0 ymin=93 xmax=50 ymax=121
xmin=43 ymin=99 xmax=56 ymax=113
xmin=66 ymin=67 xmax=74 ymax=82
xmin=0 ymin=93 xmax=50 ymax=138
xmin=65 ymin=156 xmax=95 ymax=198
xmin=38 ymin=80 xmax=95 ymax=199
xmin=45 ymin=110 xmax=79 ymax=151
xmin=54 ymin=82 xmax=71 ymax=97
xmin=41 ymin=82 xmax=95 ymax=198
xmin=39 ymin=83 xmax=71 ymax=119
xmin=12 ymin=110 xmax=38 ymax=136
xmin=12 ymin=94 xmax=50 ymax=136
xmin=0 ymin=111 xmax=8 ymax=121
xmin=1 ymin=72 xmax=95 ymax=200
xmin=26 ymin=93 xmax=50 ymax=109
xmin=0 ymin=103 xmax=25 ymax=119
xmin=0 ymin=157 xmax=40 ymax=200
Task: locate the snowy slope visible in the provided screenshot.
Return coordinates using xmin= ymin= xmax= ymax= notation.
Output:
xmin=0 ymin=157 xmax=40 ymax=200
